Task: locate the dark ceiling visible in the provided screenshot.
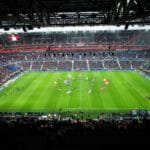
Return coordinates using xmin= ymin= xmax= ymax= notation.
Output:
xmin=0 ymin=0 xmax=150 ymax=29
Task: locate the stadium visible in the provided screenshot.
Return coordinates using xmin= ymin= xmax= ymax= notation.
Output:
xmin=0 ymin=0 xmax=150 ymax=147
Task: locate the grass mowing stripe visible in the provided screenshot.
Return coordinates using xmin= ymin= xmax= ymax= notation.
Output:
xmin=115 ymin=73 xmax=141 ymax=109
xmin=121 ymin=73 xmax=146 ymax=109
xmin=41 ymin=73 xmax=58 ymax=111
xmin=113 ymin=73 xmax=131 ymax=108
xmin=28 ymin=73 xmax=53 ymax=111
xmin=16 ymin=73 xmax=46 ymax=111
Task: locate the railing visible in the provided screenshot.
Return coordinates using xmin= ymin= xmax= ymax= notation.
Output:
xmin=0 ymin=44 xmax=150 ymax=53
xmin=0 ymin=108 xmax=148 ymax=120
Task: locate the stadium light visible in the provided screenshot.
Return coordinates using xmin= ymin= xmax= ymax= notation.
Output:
xmin=0 ymin=25 xmax=150 ymax=34
xmin=125 ymin=24 xmax=129 ymax=30
xmin=4 ymin=27 xmax=9 ymax=31
xmin=22 ymin=26 xmax=27 ymax=32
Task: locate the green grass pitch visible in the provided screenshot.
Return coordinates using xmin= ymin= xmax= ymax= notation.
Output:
xmin=0 ymin=71 xmax=150 ymax=113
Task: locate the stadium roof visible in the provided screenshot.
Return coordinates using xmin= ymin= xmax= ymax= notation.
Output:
xmin=0 ymin=0 xmax=150 ymax=30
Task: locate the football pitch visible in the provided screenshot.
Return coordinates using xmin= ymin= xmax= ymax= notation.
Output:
xmin=0 ymin=71 xmax=150 ymax=113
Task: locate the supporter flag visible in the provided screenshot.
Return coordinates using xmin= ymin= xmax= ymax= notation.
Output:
xmin=8 ymin=34 xmax=20 ymax=41
xmin=6 ymin=64 xmax=19 ymax=71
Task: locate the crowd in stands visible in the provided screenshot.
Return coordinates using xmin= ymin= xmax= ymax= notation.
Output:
xmin=0 ymin=111 xmax=150 ymax=147
xmin=42 ymin=61 xmax=57 ymax=70
xmin=89 ymin=61 xmax=103 ymax=70
xmin=73 ymin=61 xmax=88 ymax=70
xmin=142 ymin=62 xmax=150 ymax=70
xmin=0 ymin=65 xmax=18 ymax=83
xmin=0 ymin=66 xmax=9 ymax=83
xmin=119 ymin=61 xmax=132 ymax=69
xmin=104 ymin=60 xmax=119 ymax=69
xmin=21 ymin=62 xmax=31 ymax=71
xmin=0 ymin=50 xmax=150 ymax=84
xmin=1 ymin=30 xmax=150 ymax=48
xmin=57 ymin=61 xmax=72 ymax=70
xmin=32 ymin=61 xmax=42 ymax=70
xmin=132 ymin=61 xmax=144 ymax=69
